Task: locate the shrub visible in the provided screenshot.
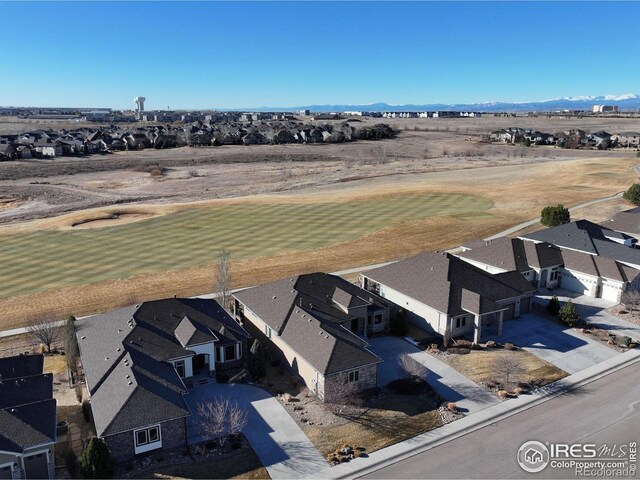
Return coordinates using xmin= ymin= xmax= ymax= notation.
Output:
xmin=503 ymin=342 xmax=516 ymax=351
xmin=619 ymin=335 xmax=632 ymax=347
xmin=75 ymin=385 xmax=83 ymax=404
xmin=65 ymin=450 xmax=79 ymax=478
xmin=623 ymin=183 xmax=640 ymax=206
xmin=387 ymin=377 xmax=429 ymax=395
xmin=540 ymin=205 xmax=570 ymax=227
xmin=446 ymin=402 xmax=458 ymax=412
xmin=455 ymin=339 xmax=473 ymax=348
xmin=546 ymin=295 xmax=561 ymax=316
xmin=513 ymin=386 xmax=527 ymax=395
xmin=497 ymin=390 xmax=509 ymax=399
xmin=149 ymin=167 xmax=164 ymax=177
xmin=485 ymin=340 xmax=496 ymax=348
xmin=79 ymin=437 xmax=113 ymax=479
xmin=248 ymin=339 xmax=267 ymax=379
xmin=81 ymin=400 xmax=92 ymax=423
xmin=390 ymin=309 xmax=409 ymax=336
xmin=559 ymin=300 xmax=580 ymax=327
xmin=447 ymin=347 xmax=471 ymax=354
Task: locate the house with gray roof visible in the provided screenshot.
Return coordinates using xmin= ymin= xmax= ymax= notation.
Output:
xmin=232 ymin=273 xmax=387 ymax=401
xmin=76 ymin=298 xmax=250 ymax=462
xmin=360 ymin=252 xmax=535 ymax=344
xmin=518 ymin=220 xmax=640 ymax=302
xmin=603 ymin=207 xmax=640 ymax=241
xmin=0 ymin=354 xmax=56 ymax=480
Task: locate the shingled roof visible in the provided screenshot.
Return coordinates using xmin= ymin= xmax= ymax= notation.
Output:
xmin=77 ymin=298 xmax=250 ymax=437
xmin=458 ymin=237 xmax=563 ymax=272
xmin=0 ymin=355 xmax=56 ymax=453
xmin=363 ymin=252 xmax=535 ymax=316
xmin=234 ymin=273 xmax=383 ymax=375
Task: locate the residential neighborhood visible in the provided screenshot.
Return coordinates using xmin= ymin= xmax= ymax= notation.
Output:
xmin=490 ymin=126 xmax=640 ymax=149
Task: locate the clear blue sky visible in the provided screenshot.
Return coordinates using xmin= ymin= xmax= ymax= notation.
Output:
xmin=1 ymin=1 xmax=639 ymax=110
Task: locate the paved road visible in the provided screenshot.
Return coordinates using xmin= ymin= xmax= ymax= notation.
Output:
xmin=496 ymin=314 xmax=618 ymax=374
xmin=185 ymin=383 xmax=326 ymax=479
xmin=362 ymin=361 xmax=640 ymax=479
xmin=368 ymin=337 xmax=500 ymax=414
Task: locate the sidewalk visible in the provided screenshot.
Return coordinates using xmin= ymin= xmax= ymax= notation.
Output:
xmin=314 ymin=347 xmax=640 ymax=480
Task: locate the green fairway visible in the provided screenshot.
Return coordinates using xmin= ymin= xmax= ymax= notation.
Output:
xmin=0 ymin=193 xmax=492 ymax=299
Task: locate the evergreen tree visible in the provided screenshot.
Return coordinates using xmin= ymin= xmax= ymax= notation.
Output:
xmin=559 ymin=300 xmax=580 ymax=327
xmin=248 ymin=339 xmax=266 ymax=379
xmin=79 ymin=437 xmax=113 ymax=479
xmin=546 ymin=296 xmax=561 ymax=316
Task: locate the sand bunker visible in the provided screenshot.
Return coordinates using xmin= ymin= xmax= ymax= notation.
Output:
xmin=71 ymin=212 xmax=155 ymax=229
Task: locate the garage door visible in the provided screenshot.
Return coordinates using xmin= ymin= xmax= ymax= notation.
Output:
xmin=602 ymin=282 xmax=621 ymax=302
xmin=0 ymin=464 xmax=13 ymax=480
xmin=24 ymin=452 xmax=49 ymax=480
xmin=560 ymin=272 xmax=590 ymax=295
xmin=502 ymin=303 xmax=516 ymax=321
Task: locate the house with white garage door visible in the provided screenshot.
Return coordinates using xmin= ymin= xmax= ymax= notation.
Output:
xmin=519 ymin=220 xmax=640 ymax=302
xmin=360 ymin=251 xmax=536 ymax=344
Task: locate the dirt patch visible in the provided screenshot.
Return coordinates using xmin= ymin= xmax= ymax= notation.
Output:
xmin=71 ymin=211 xmax=155 ymax=229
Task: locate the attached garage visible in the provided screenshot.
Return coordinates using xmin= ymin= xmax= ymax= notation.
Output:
xmin=520 ymin=296 xmax=532 ymax=314
xmin=559 ymin=270 xmax=593 ymax=296
xmin=23 ymin=452 xmax=49 ymax=480
xmin=601 ymin=281 xmax=623 ymax=302
xmin=502 ymin=302 xmax=516 ymax=321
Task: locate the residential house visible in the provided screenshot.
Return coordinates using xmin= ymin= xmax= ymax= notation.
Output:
xmin=519 ymin=220 xmax=640 ymax=301
xmin=603 ymin=207 xmax=640 ymax=241
xmin=0 ymin=355 xmax=56 ymax=480
xmin=587 ymin=131 xmax=612 ymax=148
xmin=612 ymin=132 xmax=640 ymax=148
xmin=232 ymin=273 xmax=386 ymax=401
xmin=76 ymin=298 xmax=250 ymax=462
xmin=456 ymin=237 xmax=564 ymax=289
xmin=360 ymin=252 xmax=536 ymax=344
xmin=34 ymin=140 xmax=62 ymax=157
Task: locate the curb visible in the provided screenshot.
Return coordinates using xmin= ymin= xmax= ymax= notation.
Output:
xmin=317 ymin=348 xmax=640 ymax=480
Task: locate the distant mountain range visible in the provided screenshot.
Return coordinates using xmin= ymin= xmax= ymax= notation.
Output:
xmin=242 ymin=94 xmax=640 ymax=113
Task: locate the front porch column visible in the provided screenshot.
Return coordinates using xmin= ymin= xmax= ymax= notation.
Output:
xmin=497 ymin=311 xmax=504 ymax=337
xmin=473 ymin=314 xmax=482 ymax=344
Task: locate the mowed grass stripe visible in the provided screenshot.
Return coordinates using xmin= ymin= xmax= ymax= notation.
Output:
xmin=0 ymin=193 xmax=493 ymax=299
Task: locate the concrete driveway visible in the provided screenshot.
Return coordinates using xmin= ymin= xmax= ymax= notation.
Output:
xmin=367 ymin=337 xmax=499 ymax=414
xmin=497 ymin=313 xmax=618 ymax=374
xmin=535 ymin=289 xmax=640 ymax=341
xmin=185 ymin=383 xmax=325 ymax=479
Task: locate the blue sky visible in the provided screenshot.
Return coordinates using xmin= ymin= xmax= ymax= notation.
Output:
xmin=1 ymin=1 xmax=639 ymax=109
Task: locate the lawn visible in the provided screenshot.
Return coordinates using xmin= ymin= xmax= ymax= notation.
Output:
xmin=0 ymin=193 xmax=491 ymax=299
xmin=140 ymin=448 xmax=269 ymax=480
xmin=304 ymin=394 xmax=442 ymax=458
xmin=445 ymin=349 xmax=568 ymax=388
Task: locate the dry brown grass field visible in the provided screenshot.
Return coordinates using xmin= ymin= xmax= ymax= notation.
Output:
xmin=0 ymin=153 xmax=637 ymax=329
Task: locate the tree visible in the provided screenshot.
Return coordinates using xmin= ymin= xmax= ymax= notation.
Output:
xmin=492 ymin=354 xmax=526 ymax=387
xmin=64 ymin=315 xmax=79 ymax=374
xmin=248 ymin=339 xmax=266 ymax=379
xmin=197 ymin=397 xmax=247 ymax=447
xmin=540 ymin=205 xmax=570 ymax=227
xmin=398 ymin=353 xmax=428 ymax=379
xmin=546 ymin=296 xmax=561 ymax=316
xmin=390 ymin=308 xmax=409 ymax=336
xmin=623 ymin=184 xmax=640 ymax=206
xmin=621 ymin=289 xmax=640 ymax=317
xmin=79 ymin=437 xmax=113 ymax=479
xmin=324 ymin=379 xmax=360 ymax=416
xmin=215 ymin=249 xmax=231 ymax=309
xmin=26 ymin=315 xmax=60 ymax=353
xmin=559 ymin=300 xmax=580 ymax=327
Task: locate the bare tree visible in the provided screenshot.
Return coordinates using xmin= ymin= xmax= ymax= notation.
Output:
xmin=324 ymin=379 xmax=361 ymax=416
xmin=197 ymin=398 xmax=231 ymax=445
xmin=492 ymin=354 xmax=526 ymax=387
xmin=398 ymin=353 xmax=429 ymax=379
xmin=228 ymin=400 xmax=248 ymax=436
xmin=621 ymin=289 xmax=640 ymax=317
xmin=26 ymin=315 xmax=60 ymax=353
xmin=215 ymin=249 xmax=231 ymax=309
xmin=63 ymin=315 xmax=79 ymax=374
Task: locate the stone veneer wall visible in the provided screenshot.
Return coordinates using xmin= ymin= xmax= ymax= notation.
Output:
xmin=321 ymin=362 xmax=378 ymax=402
xmin=103 ymin=417 xmax=188 ymax=463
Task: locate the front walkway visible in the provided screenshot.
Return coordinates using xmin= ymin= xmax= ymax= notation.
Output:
xmin=535 ymin=289 xmax=640 ymax=340
xmin=367 ymin=337 xmax=500 ymax=414
xmin=496 ymin=313 xmax=618 ymax=374
xmin=185 ymin=383 xmax=326 ymax=479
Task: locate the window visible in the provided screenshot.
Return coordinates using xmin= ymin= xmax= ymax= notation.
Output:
xmin=224 ymin=344 xmax=237 ymax=361
xmin=347 ymin=370 xmax=359 ymax=383
xmin=455 ymin=316 xmax=467 ymax=329
xmin=174 ymin=360 xmax=185 ymax=378
xmin=135 ymin=426 xmax=160 ymax=447
xmin=265 ymin=325 xmax=272 ymax=338
xmin=216 ymin=343 xmax=240 ymax=363
xmin=374 ymin=313 xmax=383 ymax=325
